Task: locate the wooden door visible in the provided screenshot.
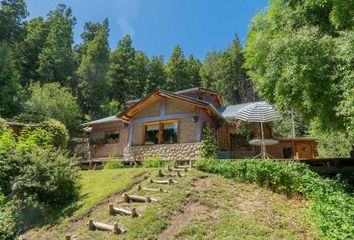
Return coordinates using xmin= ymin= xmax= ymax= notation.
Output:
xmin=295 ymin=142 xmax=313 ymax=159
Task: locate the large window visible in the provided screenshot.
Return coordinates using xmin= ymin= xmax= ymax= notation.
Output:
xmin=144 ymin=120 xmax=179 ymax=145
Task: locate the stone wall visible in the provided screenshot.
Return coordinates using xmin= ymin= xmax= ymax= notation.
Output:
xmin=123 ymin=143 xmax=202 ymax=162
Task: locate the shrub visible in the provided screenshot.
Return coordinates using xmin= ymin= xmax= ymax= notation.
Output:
xmin=0 ymin=117 xmax=7 ymax=135
xmin=201 ymin=123 xmax=219 ymax=159
xmin=10 ymin=148 xmax=79 ymax=206
xmin=104 ymin=158 xmax=124 ymax=169
xmin=142 ymin=155 xmax=166 ymax=168
xmin=196 ymin=159 xmax=354 ymax=239
xmin=0 ymin=195 xmax=21 ymax=240
xmin=41 ymin=119 xmax=69 ymax=148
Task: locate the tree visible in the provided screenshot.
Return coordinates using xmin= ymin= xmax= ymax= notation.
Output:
xmin=202 ymin=35 xmax=256 ymax=104
xmin=244 ymin=0 xmax=354 ymax=134
xmin=37 ymin=4 xmax=76 ymax=87
xmin=200 ymin=50 xmax=220 ymax=89
xmin=132 ymin=51 xmax=149 ymax=99
xmin=0 ymin=0 xmax=28 ymax=44
xmin=0 ymin=42 xmax=21 ymax=117
xmin=107 ymin=35 xmax=136 ymax=103
xmin=145 ymin=55 xmax=166 ymax=94
xmin=77 ymin=19 xmax=110 ymax=117
xmin=24 ymin=82 xmax=81 ymax=131
xmin=186 ymin=54 xmax=202 ymax=88
xmin=16 ymin=17 xmax=48 ymax=86
xmin=165 ymin=45 xmax=189 ymax=91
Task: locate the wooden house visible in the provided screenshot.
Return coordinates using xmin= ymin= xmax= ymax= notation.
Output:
xmin=81 ymin=88 xmax=317 ymax=162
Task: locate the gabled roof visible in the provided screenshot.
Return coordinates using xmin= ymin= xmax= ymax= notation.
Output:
xmin=118 ymin=89 xmax=224 ymax=121
xmin=81 ymin=115 xmax=123 ymax=127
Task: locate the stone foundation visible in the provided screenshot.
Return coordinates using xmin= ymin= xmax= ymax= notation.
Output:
xmin=123 ymin=143 xmax=202 ymax=162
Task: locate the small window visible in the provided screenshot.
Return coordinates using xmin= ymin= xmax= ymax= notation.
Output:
xmin=282 ymin=147 xmax=293 ymax=159
xmin=106 ymin=131 xmax=119 ymax=143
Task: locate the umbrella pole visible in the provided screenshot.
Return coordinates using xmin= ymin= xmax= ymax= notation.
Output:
xmin=260 ymin=122 xmax=266 ymax=159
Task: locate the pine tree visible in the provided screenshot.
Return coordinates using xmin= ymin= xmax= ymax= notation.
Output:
xmin=77 ymin=18 xmax=110 ymax=117
xmin=37 ymin=4 xmax=76 ymax=87
xmin=107 ymin=35 xmax=136 ymax=103
xmin=165 ymin=45 xmax=189 ymax=91
xmin=16 ymin=17 xmax=48 ymax=86
xmin=145 ymin=55 xmax=166 ymax=94
xmin=0 ymin=0 xmax=28 ymax=44
xmin=186 ymin=54 xmax=202 ymax=88
xmin=200 ymin=50 xmax=220 ymax=89
xmin=132 ymin=51 xmax=149 ymax=99
xmin=0 ymin=42 xmax=21 ymax=117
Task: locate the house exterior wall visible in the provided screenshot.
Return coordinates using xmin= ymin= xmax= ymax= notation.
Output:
xmin=133 ymin=99 xmax=161 ymax=118
xmin=165 ymin=98 xmax=195 ymax=115
xmin=90 ymin=121 xmax=128 ymax=158
xmin=123 ymin=142 xmax=202 ymax=162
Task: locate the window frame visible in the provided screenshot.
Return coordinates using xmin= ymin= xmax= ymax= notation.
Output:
xmin=105 ymin=131 xmax=120 ymax=143
xmin=142 ymin=119 xmax=180 ymax=145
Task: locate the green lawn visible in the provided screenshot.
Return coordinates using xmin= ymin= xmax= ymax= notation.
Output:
xmin=23 ymin=168 xmax=319 ymax=240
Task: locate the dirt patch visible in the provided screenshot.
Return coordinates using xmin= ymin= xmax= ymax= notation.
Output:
xmin=158 ymin=176 xmax=219 ymax=240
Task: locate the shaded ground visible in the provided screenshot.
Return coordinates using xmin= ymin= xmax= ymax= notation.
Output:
xmin=22 ymin=169 xmax=319 ymax=240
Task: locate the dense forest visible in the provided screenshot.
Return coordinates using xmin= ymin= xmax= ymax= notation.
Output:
xmin=0 ymin=0 xmax=256 ymax=126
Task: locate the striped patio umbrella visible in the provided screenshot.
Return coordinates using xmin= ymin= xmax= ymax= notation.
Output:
xmin=235 ymin=101 xmax=281 ymax=159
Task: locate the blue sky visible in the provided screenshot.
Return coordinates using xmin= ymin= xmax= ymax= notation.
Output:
xmin=26 ymin=0 xmax=268 ymax=60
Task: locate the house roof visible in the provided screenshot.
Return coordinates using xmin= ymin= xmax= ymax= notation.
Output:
xmin=81 ymin=115 xmax=123 ymax=127
xmin=118 ymin=89 xmax=224 ymax=121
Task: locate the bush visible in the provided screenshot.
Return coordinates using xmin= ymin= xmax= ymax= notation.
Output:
xmin=201 ymin=123 xmax=219 ymax=159
xmin=0 ymin=195 xmax=21 ymax=240
xmin=0 ymin=117 xmax=7 ymax=135
xmin=142 ymin=155 xmax=166 ymax=168
xmin=196 ymin=159 xmax=354 ymax=239
xmin=104 ymin=158 xmax=124 ymax=169
xmin=41 ymin=119 xmax=69 ymax=148
xmin=10 ymin=148 xmax=80 ymax=206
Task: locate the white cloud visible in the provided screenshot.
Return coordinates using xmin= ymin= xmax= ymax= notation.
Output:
xmin=113 ymin=0 xmax=140 ymax=38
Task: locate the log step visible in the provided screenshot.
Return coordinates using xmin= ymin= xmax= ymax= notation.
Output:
xmin=158 ymin=169 xmax=185 ymax=177
xmin=168 ymin=166 xmax=188 ymax=172
xmin=109 ymin=203 xmax=138 ymax=217
xmin=123 ymin=193 xmax=158 ymax=203
xmin=87 ymin=219 xmax=125 ymax=234
xmin=150 ymin=179 xmax=174 ymax=185
xmin=137 ymin=184 xmax=166 ymax=192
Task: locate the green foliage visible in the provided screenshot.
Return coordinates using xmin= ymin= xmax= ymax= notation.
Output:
xmin=77 ymin=19 xmax=110 ymax=117
xmin=201 ymin=35 xmax=256 ymax=104
xmin=10 ymin=148 xmax=80 ymax=206
xmin=37 ymin=4 xmax=76 ymax=86
xmin=196 ymin=159 xmax=354 ymax=239
xmin=244 ymin=0 xmax=354 ymax=134
xmin=41 ymin=119 xmax=69 ymax=148
xmin=186 ymin=54 xmax=202 ymax=88
xmin=0 ymin=42 xmax=22 ymax=117
xmin=24 ymin=82 xmax=81 ymax=131
xmin=0 ymin=117 xmax=6 ymax=135
xmin=0 ymin=0 xmax=28 ymax=44
xmin=165 ymin=45 xmax=189 ymax=91
xmin=142 ymin=155 xmax=166 ymax=168
xmin=145 ymin=55 xmax=166 ymax=94
xmin=272 ymin=111 xmax=308 ymax=138
xmin=16 ymin=16 xmax=48 ymax=86
xmin=310 ymin=124 xmax=352 ymax=158
xmin=201 ymin=124 xmax=219 ymax=159
xmin=104 ymin=159 xmax=124 ymax=169
xmin=0 ymin=195 xmax=21 ymax=240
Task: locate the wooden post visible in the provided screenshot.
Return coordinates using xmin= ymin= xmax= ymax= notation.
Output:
xmin=158 ymin=169 xmax=164 ymax=177
xmin=88 ymin=219 xmax=95 ymax=231
xmin=139 ymin=186 xmax=165 ymax=192
xmin=123 ymin=193 xmax=130 ymax=203
xmin=113 ymin=222 xmax=119 ymax=234
xmin=109 ymin=204 xmax=139 ymax=217
xmin=137 ymin=184 xmax=142 ymax=191
xmin=65 ymin=234 xmax=71 ymax=240
xmin=109 ymin=203 xmax=114 ymax=215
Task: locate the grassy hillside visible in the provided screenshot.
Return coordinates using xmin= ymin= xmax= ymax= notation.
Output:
xmin=22 ymin=168 xmax=319 ymax=240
